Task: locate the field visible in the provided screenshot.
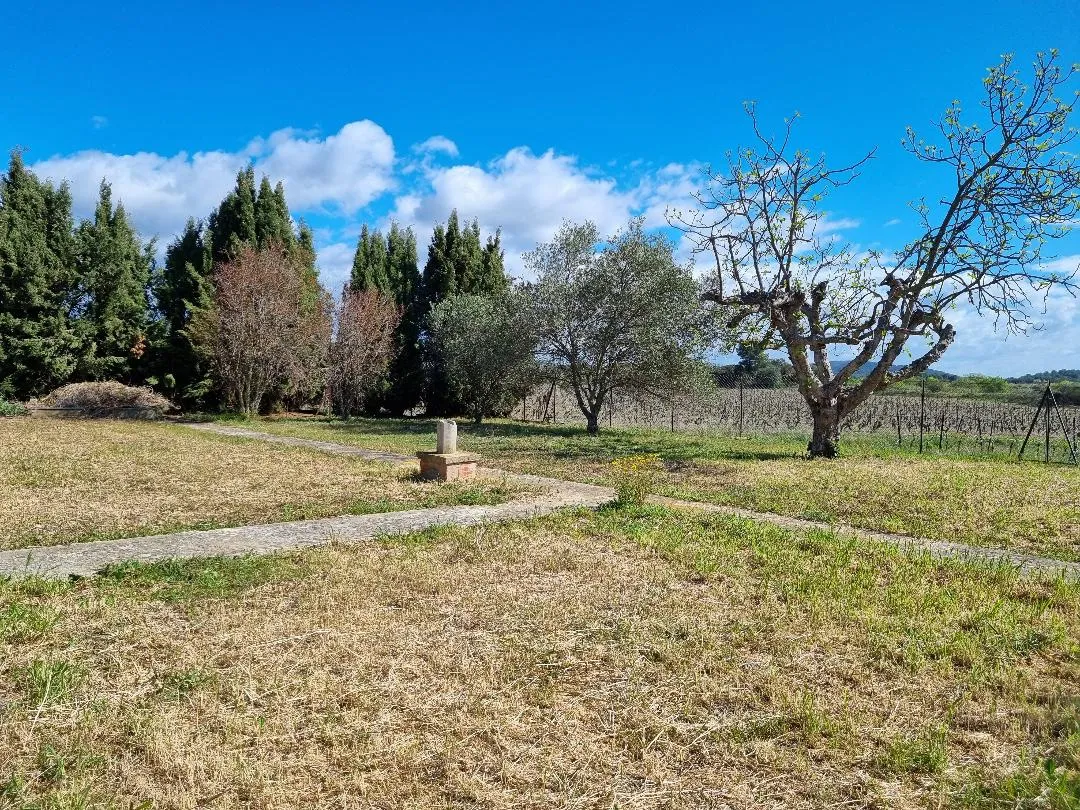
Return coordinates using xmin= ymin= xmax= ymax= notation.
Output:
xmin=0 ymin=418 xmax=519 ymax=551
xmin=3 ymin=414 xmax=1079 ymax=808
xmin=235 ymin=417 xmax=1080 ymax=562
xmin=2 ymin=508 xmax=1078 ymax=808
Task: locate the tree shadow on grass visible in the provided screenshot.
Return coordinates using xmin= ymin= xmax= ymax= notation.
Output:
xmin=267 ymin=415 xmax=804 ymax=464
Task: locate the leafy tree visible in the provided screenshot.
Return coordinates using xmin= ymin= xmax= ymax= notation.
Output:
xmin=675 ymin=52 xmax=1080 ymax=457
xmin=428 ymin=290 xmax=538 ymax=425
xmin=73 ymin=181 xmax=154 ymax=382
xmin=0 ymin=151 xmax=81 ymax=399
xmin=526 ymin=218 xmax=708 ymax=435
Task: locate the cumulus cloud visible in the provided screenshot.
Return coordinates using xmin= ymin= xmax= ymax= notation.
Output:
xmin=30 ymin=119 xmax=397 ymax=242
xmin=385 ymin=147 xmax=692 ymax=275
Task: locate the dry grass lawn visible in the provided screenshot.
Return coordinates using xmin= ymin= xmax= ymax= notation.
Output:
xmin=241 ymin=417 xmax=1080 ymax=561
xmin=1 ymin=507 xmax=1077 ymax=808
xmin=0 ymin=418 xmax=520 ymax=550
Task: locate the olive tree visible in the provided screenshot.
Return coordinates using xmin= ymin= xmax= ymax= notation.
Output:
xmin=427 ymin=289 xmax=537 ymax=425
xmin=526 ymin=218 xmax=709 ymax=435
xmin=673 ymin=52 xmax=1079 ymax=457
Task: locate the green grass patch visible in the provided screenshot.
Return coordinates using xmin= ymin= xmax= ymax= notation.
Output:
xmin=243 ymin=416 xmax=1080 ymax=562
xmin=97 ymin=553 xmax=313 ymax=602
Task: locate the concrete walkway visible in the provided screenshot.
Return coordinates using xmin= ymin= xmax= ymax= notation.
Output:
xmin=1 ymin=421 xmax=1078 ymax=582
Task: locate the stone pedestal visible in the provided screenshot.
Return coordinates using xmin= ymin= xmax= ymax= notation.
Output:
xmin=416 ymin=451 xmax=481 ymax=481
xmin=417 ymin=419 xmax=480 ymax=481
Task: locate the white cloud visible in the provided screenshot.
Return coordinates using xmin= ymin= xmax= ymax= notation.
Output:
xmin=315 ymin=241 xmax=356 ymax=297
xmin=884 ymin=217 xmax=902 ymax=227
xmin=386 ymin=146 xmax=679 ymax=275
xmin=90 ymin=115 xmax=108 ymax=130
xmin=413 ymin=135 xmax=459 ymax=158
xmin=257 ymin=121 xmax=395 ymax=214
xmin=30 ymin=119 xmax=397 ymax=242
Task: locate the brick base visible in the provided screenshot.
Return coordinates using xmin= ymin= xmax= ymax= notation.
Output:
xmin=416 ymin=452 xmax=481 ymax=482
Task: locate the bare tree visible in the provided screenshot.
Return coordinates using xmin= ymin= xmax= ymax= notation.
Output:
xmin=526 ymin=218 xmax=709 ymax=435
xmin=189 ymin=243 xmax=331 ymax=416
xmin=327 ymin=285 xmax=400 ymax=418
xmin=673 ymin=51 xmax=1079 ymax=457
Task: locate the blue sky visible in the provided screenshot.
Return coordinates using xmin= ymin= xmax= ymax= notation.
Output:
xmin=3 ymin=0 xmax=1079 ymax=376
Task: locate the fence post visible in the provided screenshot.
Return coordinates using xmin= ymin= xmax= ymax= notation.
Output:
xmin=919 ymin=377 xmax=925 ymax=454
xmin=1045 ymin=399 xmax=1052 ymax=463
xmin=738 ymin=383 xmax=745 ymax=437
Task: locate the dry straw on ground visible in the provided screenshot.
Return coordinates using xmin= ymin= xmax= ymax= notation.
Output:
xmin=1 ymin=509 xmax=1077 ymax=808
xmin=0 ymin=418 xmax=517 ymax=550
xmin=28 ymin=381 xmax=174 ymax=416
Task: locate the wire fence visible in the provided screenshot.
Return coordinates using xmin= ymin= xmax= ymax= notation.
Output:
xmin=515 ymin=383 xmax=1080 ymax=463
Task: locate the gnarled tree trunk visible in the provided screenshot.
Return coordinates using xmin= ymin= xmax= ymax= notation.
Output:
xmin=585 ymin=411 xmax=600 ymax=435
xmin=808 ymin=400 xmax=841 ymax=459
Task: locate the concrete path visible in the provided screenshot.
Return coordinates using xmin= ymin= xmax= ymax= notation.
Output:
xmin=0 ymin=485 xmax=611 ymax=580
xmin=1 ymin=421 xmax=1077 ymax=582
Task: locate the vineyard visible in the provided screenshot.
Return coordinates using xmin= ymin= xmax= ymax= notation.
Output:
xmin=517 ymin=384 xmax=1080 ymax=463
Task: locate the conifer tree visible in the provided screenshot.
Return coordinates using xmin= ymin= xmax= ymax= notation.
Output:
xmin=151 ymin=218 xmax=213 ymax=405
xmin=0 ymin=151 xmax=81 ymax=399
xmin=419 ymin=210 xmax=509 ymax=414
xmin=350 ymin=225 xmax=389 ymax=294
xmin=254 ymin=176 xmax=294 ymax=248
xmin=421 ymin=222 xmax=454 ymax=305
xmin=479 ymin=230 xmax=508 ymax=295
xmin=208 ymin=166 xmax=258 ymax=264
xmin=74 ymin=180 xmax=153 ymax=381
xmin=381 ymin=223 xmax=424 ymax=414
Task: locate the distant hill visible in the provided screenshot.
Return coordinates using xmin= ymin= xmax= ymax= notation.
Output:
xmin=829 ymin=360 xmax=957 ymax=381
xmin=1006 ymin=369 xmax=1080 ymax=383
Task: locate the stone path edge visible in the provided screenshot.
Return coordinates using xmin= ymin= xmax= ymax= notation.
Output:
xmin=0 ymin=421 xmax=1076 ymax=582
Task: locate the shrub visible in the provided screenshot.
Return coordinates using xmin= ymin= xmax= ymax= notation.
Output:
xmin=29 ymin=382 xmax=173 ymax=417
xmin=0 ymin=398 xmax=28 ymax=417
xmin=610 ymin=454 xmax=662 ymax=506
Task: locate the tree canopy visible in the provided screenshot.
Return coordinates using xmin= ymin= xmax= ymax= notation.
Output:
xmin=526 ymin=218 xmax=709 ymax=434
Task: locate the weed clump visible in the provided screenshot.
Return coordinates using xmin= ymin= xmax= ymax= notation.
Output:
xmin=610 ymin=453 xmax=662 ymax=506
xmin=0 ymin=398 xmax=27 ymax=417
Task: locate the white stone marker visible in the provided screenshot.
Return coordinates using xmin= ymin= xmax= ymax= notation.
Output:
xmin=436 ymin=419 xmax=458 ymax=454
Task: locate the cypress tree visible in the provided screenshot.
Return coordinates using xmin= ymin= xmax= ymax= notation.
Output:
xmin=151 ymin=218 xmax=213 ymax=405
xmin=479 ymin=230 xmax=508 ymax=294
xmin=421 ymin=223 xmax=453 ymax=305
xmin=74 ymin=180 xmax=153 ymax=382
xmin=0 ymin=151 xmax=81 ymax=399
xmin=351 ymin=225 xmax=390 ymax=294
xmin=254 ymin=176 xmax=294 ymax=248
xmin=419 ymin=211 xmax=509 ymax=415
xmin=454 ymin=218 xmax=485 ymax=294
xmin=380 ymin=223 xmax=424 ymax=414
xmin=208 ymin=166 xmax=258 ymax=263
